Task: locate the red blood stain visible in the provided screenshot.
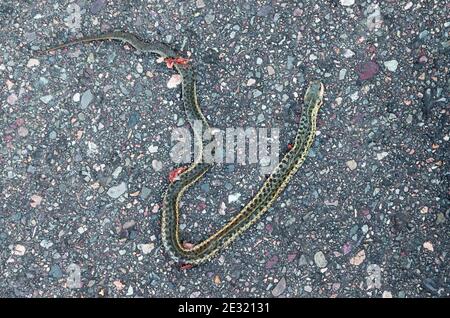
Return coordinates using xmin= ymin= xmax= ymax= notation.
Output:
xmin=168 ymin=166 xmax=188 ymax=183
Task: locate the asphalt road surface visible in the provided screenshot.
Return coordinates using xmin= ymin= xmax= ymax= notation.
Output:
xmin=0 ymin=0 xmax=448 ymax=297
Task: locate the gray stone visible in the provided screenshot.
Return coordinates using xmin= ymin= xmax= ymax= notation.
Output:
xmin=272 ymin=277 xmax=286 ymax=296
xmin=49 ymin=264 xmax=63 ymax=279
xmin=107 ymin=182 xmax=127 ymax=199
xmin=314 ymin=251 xmax=327 ymax=268
xmin=140 ymin=186 xmax=151 ymax=200
xmin=40 ymin=95 xmax=53 ymax=104
xmin=80 ymin=90 xmax=94 ymax=109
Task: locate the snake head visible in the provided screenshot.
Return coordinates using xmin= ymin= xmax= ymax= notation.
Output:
xmin=304 ymin=81 xmax=324 ymax=110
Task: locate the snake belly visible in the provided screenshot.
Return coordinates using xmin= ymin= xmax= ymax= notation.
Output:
xmin=41 ymin=31 xmax=325 ymax=266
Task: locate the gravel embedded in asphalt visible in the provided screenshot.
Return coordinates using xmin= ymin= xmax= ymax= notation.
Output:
xmin=0 ymin=0 xmax=449 ymax=297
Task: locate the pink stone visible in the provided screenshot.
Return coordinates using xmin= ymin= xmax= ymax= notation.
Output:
xmin=265 ymin=255 xmax=279 ymax=269
xmin=7 ymin=93 xmax=18 ymax=105
xmin=342 ymin=242 xmax=353 ymax=255
xmin=287 ymin=253 xmax=297 ymax=262
xmin=356 ymin=61 xmax=380 ymax=80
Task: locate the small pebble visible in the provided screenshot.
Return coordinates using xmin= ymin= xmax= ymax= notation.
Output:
xmin=343 ymin=49 xmax=355 ymax=58
xmin=287 ymin=56 xmax=295 ymax=69
xmin=148 ymin=145 xmax=158 ymax=153
xmin=228 ymin=193 xmax=241 ymax=203
xmin=17 ymin=126 xmax=28 ymax=137
xmin=140 ymin=243 xmax=155 ymax=254
xmin=340 ymin=0 xmax=355 ymax=6
xmin=346 ymin=160 xmax=357 ymax=170
xmin=26 ymin=58 xmax=40 ymax=68
xmin=350 ymin=250 xmax=366 ymax=266
xmin=404 ymin=2 xmax=413 ymax=10
xmin=298 ymin=255 xmax=307 ymax=266
xmin=384 ymin=60 xmax=399 ymax=72
xmin=13 ymin=244 xmax=26 ymax=256
xmin=136 ymin=63 xmax=143 ymax=73
xmin=49 ymin=264 xmax=63 ymax=279
xmin=196 ymin=0 xmax=205 ymax=8
xmin=140 ymin=187 xmax=151 ymax=200
xmin=272 ymin=277 xmax=286 ymax=297
xmin=73 ymin=93 xmax=80 ymax=102
xmin=77 ymin=226 xmax=87 ymax=234
xmin=314 ymin=251 xmax=327 ymax=268
xmin=253 ymin=89 xmax=262 ymax=98
xmin=40 ymin=239 xmax=53 ymax=249
xmin=205 ymin=14 xmax=215 ymax=24
xmin=107 ymin=182 xmax=127 ymax=199
xmin=423 ymin=241 xmax=434 ymax=252
xmin=30 ymin=194 xmax=42 ymax=207
xmin=376 ymin=152 xmax=389 ymax=160
xmin=112 ymin=166 xmax=122 ymax=179
xmin=167 ymin=75 xmax=182 ymax=88
xmin=40 ymin=95 xmax=53 ymax=104
xmin=382 ymin=291 xmax=393 ymax=298
xmin=80 ymin=90 xmax=93 ymax=109
xmin=7 ymin=93 xmax=18 ymax=105
xmin=293 ymin=8 xmax=303 ymax=16
xmin=152 ymin=160 xmax=163 ymax=171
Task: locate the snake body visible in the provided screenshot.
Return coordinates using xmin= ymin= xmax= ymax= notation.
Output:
xmin=42 ymin=31 xmax=324 ymax=266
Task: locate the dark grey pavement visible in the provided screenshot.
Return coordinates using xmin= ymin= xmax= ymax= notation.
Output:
xmin=0 ymin=0 xmax=448 ymax=297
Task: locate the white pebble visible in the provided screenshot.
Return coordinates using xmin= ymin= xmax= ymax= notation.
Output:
xmin=139 ymin=243 xmax=155 ymax=254
xmin=18 ymin=126 xmax=29 ymax=137
xmin=219 ymin=202 xmax=227 ymax=215
xmin=346 ymin=160 xmax=357 ymax=170
xmin=340 ymin=0 xmax=355 ymax=6
xmin=350 ymin=91 xmax=359 ymax=101
xmin=152 ymin=160 xmax=163 ymax=171
xmin=343 ymin=49 xmax=355 ymax=58
xmin=196 ymin=0 xmax=205 ymax=8
xmin=27 ymin=58 xmax=40 ymax=68
xmin=246 ymin=78 xmax=256 ymax=86
xmin=376 ymin=151 xmax=389 ymax=160
xmin=40 ymin=239 xmax=54 ymax=249
xmin=40 ymin=95 xmax=53 ymax=104
xmin=314 ymin=251 xmax=328 ymax=268
xmin=126 ymin=286 xmax=133 ymax=296
xmin=148 ymin=145 xmax=158 ymax=153
xmin=423 ymin=241 xmax=434 ymax=252
xmin=107 ymin=182 xmax=127 ymax=199
xmin=13 ymin=244 xmax=26 ymax=256
xmin=73 ymin=93 xmax=81 ymax=102
xmin=384 ymin=60 xmax=399 ymax=72
xmin=382 ymin=291 xmax=393 ymax=298
xmin=228 ymin=193 xmax=241 ymax=203
xmin=77 ymin=226 xmax=87 ymax=234
xmin=112 ymin=166 xmax=122 ymax=179
xmin=403 ymin=2 xmax=413 ymax=10
xmin=167 ymin=74 xmax=182 ymax=88
xmin=136 ymin=63 xmax=143 ymax=73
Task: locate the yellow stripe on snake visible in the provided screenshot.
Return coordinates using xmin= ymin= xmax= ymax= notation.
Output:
xmin=41 ymin=31 xmax=325 ymax=266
